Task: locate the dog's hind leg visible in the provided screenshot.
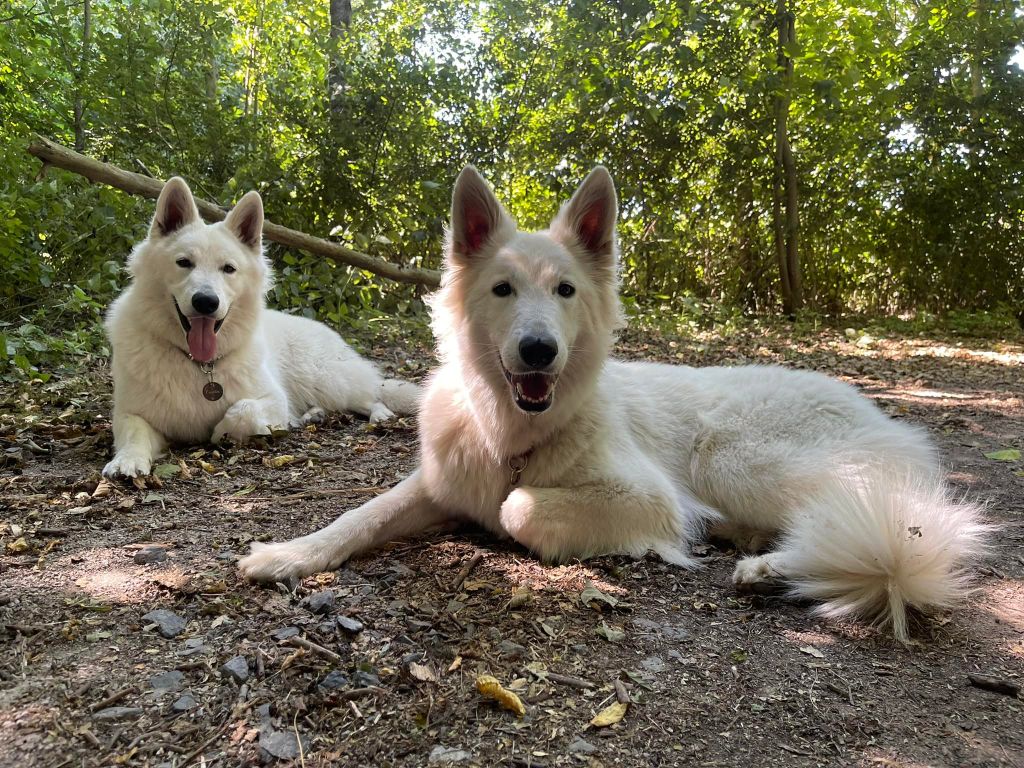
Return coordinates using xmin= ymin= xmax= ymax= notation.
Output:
xmin=238 ymin=469 xmax=449 ymax=583
xmin=104 ymin=412 xmax=167 ymax=478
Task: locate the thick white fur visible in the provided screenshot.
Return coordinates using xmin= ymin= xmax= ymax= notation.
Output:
xmin=103 ymin=177 xmax=420 ymax=478
xmin=239 ymin=166 xmax=988 ymax=640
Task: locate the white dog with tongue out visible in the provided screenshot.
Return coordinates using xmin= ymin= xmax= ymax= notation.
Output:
xmin=102 ymin=177 xmax=420 ymax=478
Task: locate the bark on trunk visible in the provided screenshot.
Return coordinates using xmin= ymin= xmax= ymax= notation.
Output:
xmin=73 ymin=0 xmax=92 ymax=152
xmin=773 ymin=0 xmax=802 ymax=316
xmin=328 ymin=0 xmax=351 ymax=114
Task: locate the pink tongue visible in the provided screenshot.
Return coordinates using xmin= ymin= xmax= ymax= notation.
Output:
xmin=187 ymin=317 xmax=218 ymax=362
xmin=520 ymin=373 xmax=552 ymax=399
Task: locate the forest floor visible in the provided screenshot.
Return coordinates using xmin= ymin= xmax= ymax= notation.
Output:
xmin=1 ymin=322 xmax=1022 ymax=768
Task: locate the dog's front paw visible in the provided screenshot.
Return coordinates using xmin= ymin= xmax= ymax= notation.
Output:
xmin=212 ymin=401 xmax=275 ymax=444
xmin=499 ymin=487 xmax=567 ymax=561
xmin=368 ymin=403 xmax=396 ymax=424
xmin=103 ymin=452 xmax=152 ymax=478
xmin=238 ymin=539 xmax=336 ymax=584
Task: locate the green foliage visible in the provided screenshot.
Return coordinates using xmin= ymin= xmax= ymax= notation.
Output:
xmin=0 ymin=0 xmax=1021 ymax=381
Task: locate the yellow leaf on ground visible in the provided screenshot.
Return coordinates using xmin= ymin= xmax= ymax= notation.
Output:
xmin=476 ymin=674 xmax=526 ymax=717
xmin=590 ymin=701 xmax=628 ymax=727
xmin=264 ymin=454 xmax=297 ymax=468
xmin=6 ymin=536 xmax=29 ymax=554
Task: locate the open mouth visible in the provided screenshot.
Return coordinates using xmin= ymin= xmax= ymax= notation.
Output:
xmin=501 ymin=359 xmax=558 ymax=413
xmin=174 ymin=299 xmax=225 ymax=363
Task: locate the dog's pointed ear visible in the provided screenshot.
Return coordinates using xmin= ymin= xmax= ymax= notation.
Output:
xmin=448 ymin=165 xmax=514 ymax=263
xmin=224 ymin=190 xmax=264 ymax=251
xmin=551 ymin=166 xmax=618 ymax=269
xmin=151 ymin=177 xmax=200 ymax=238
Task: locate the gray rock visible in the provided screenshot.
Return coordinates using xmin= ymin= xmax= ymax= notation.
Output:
xmin=149 ymin=670 xmax=185 ymax=692
xmin=143 ymin=609 xmax=187 ymax=639
xmin=271 ymin=626 xmax=300 ymax=642
xmin=307 ymin=590 xmax=335 ymax=615
xmin=497 ymin=640 xmax=528 ymax=660
xmin=171 ymin=693 xmax=196 ymax=713
xmin=221 ymin=656 xmax=250 ymax=684
xmin=352 ymin=668 xmax=380 ymax=687
xmin=134 ymin=546 xmax=168 ymax=565
xmin=177 ymin=637 xmax=208 ymax=656
xmin=259 ymin=725 xmax=310 ymax=761
xmin=336 ymin=615 xmax=363 ymax=634
xmin=641 ymin=655 xmax=666 ymax=673
xmin=94 ymin=706 xmax=144 ymax=722
xmin=568 ymin=738 xmax=598 ymax=754
xmin=428 ymin=745 xmax=472 ymax=764
xmin=318 ymin=670 xmax=349 ymax=691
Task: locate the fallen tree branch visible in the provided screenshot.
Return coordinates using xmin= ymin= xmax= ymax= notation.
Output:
xmin=26 ymin=135 xmax=442 ymax=288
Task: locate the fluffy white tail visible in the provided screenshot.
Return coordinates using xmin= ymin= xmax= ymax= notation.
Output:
xmin=779 ymin=469 xmax=990 ymax=641
xmin=380 ymin=378 xmax=421 ymax=416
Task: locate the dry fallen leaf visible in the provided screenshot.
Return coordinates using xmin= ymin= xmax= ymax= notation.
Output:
xmin=409 ymin=662 xmax=438 ymax=683
xmin=447 ymin=656 xmax=463 ymax=673
xmin=263 ymin=454 xmax=297 ymax=468
xmin=590 ymin=701 xmax=628 ymax=727
xmin=799 ymin=645 xmax=825 ymax=658
xmin=6 ymin=536 xmax=29 ymax=554
xmin=476 ymin=674 xmax=526 ymax=717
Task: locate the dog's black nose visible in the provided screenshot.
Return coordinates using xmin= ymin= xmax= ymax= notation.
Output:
xmin=191 ymin=292 xmax=220 ymax=316
xmin=519 ymin=336 xmax=558 ymax=369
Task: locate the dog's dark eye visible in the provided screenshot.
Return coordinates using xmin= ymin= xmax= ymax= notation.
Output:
xmin=492 ymin=282 xmax=512 ymax=297
xmin=175 ymin=258 xmax=193 ymax=269
xmin=557 ymin=282 xmax=576 ymax=298
xmin=223 ymin=264 xmax=237 ymax=274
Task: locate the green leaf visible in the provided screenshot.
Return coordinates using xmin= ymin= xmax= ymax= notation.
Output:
xmin=984 ymin=449 xmax=1020 ymax=462
xmin=595 ymin=621 xmax=625 ymax=643
xmin=153 ymin=463 xmax=181 ymax=479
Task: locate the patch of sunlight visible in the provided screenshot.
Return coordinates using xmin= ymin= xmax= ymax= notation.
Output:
xmin=907 ymin=344 xmax=1024 ymax=367
xmin=978 ymin=581 xmax=1024 ymax=638
xmin=781 ymin=629 xmax=837 ymax=647
xmin=861 ymin=750 xmax=943 ymax=768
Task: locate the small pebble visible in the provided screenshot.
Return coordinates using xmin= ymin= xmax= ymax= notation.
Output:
xmin=171 ymin=693 xmax=196 ymax=713
xmin=352 ymin=669 xmax=380 ymax=687
xmin=307 ymin=590 xmax=335 ymax=615
xmin=318 ymin=670 xmax=349 ymax=691
xmin=134 ymin=546 xmax=168 ymax=565
xmin=143 ymin=609 xmax=187 ymax=639
xmin=428 ymin=745 xmax=472 ymax=765
xmin=149 ymin=670 xmax=184 ymax=691
xmin=568 ymin=738 xmax=598 ymax=754
xmin=221 ymin=656 xmax=250 ymax=684
xmin=259 ymin=726 xmax=309 ymax=760
xmin=271 ymin=626 xmax=300 ymax=642
xmin=497 ymin=640 xmax=528 ymax=660
xmin=336 ymin=615 xmax=363 ymax=634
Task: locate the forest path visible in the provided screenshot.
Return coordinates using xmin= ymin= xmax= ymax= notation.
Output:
xmin=2 ymin=325 xmax=1022 ymax=767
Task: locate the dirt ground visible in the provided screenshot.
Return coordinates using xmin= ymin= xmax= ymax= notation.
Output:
xmin=1 ymin=324 xmax=1022 ymax=768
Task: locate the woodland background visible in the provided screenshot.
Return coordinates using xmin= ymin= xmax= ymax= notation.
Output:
xmin=2 ymin=0 xmax=1023 ymax=381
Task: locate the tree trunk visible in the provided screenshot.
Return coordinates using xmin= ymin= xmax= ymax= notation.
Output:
xmin=73 ymin=0 xmax=92 ymax=152
xmin=328 ymin=0 xmax=351 ymax=115
xmin=736 ymin=176 xmax=757 ymax=313
xmin=773 ymin=0 xmax=802 ymax=316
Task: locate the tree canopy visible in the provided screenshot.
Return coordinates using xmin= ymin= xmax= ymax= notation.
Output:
xmin=2 ymin=0 xmax=1023 ymax=376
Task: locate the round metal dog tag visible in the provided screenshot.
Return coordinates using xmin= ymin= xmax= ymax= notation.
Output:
xmin=203 ymin=381 xmax=224 ymax=401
